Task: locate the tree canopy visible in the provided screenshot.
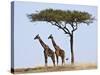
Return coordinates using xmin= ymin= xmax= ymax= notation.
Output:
xmin=28 ymin=8 xmax=94 ymax=25
xmin=28 ymin=9 xmax=94 ymax=35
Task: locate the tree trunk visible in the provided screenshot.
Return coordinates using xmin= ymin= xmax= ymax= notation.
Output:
xmin=70 ymin=33 xmax=74 ymax=64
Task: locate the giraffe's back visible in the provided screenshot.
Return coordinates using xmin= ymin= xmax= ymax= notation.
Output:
xmin=47 ymin=48 xmax=55 ymax=57
xmin=59 ymin=49 xmax=65 ymax=57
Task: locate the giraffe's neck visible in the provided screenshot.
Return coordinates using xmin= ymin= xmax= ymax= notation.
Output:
xmin=38 ymin=38 xmax=47 ymax=49
xmin=51 ymin=38 xmax=59 ymax=49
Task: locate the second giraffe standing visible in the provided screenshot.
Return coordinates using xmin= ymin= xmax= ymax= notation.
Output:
xmin=48 ymin=34 xmax=65 ymax=65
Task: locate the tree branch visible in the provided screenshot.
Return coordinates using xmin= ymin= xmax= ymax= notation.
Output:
xmin=49 ymin=21 xmax=71 ymax=35
xmin=57 ymin=22 xmax=71 ymax=35
xmin=72 ymin=22 xmax=78 ymax=32
xmin=55 ymin=21 xmax=71 ymax=35
xmin=64 ymin=25 xmax=71 ymax=34
xmin=71 ymin=22 xmax=78 ymax=33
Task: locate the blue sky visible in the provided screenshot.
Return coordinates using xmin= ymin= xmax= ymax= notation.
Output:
xmin=13 ymin=1 xmax=97 ymax=68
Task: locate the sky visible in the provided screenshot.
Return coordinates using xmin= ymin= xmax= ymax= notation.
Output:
xmin=13 ymin=1 xmax=97 ymax=68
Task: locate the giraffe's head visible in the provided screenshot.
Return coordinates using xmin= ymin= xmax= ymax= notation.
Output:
xmin=34 ymin=34 xmax=40 ymax=40
xmin=48 ymin=34 xmax=53 ymax=39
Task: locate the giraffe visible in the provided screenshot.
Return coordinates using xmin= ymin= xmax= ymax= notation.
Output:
xmin=34 ymin=34 xmax=55 ymax=67
xmin=48 ymin=34 xmax=65 ymax=66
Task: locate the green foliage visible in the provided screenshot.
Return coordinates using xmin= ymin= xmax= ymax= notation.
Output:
xmin=28 ymin=8 xmax=94 ymax=25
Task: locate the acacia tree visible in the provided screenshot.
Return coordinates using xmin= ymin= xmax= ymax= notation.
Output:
xmin=28 ymin=9 xmax=94 ymax=64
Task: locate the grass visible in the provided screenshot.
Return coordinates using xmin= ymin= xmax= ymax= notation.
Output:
xmin=13 ymin=63 xmax=97 ymax=74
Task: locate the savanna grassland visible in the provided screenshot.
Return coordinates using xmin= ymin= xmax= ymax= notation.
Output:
xmin=13 ymin=63 xmax=97 ymax=74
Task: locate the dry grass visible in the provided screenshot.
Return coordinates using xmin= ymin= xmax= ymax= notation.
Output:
xmin=13 ymin=63 xmax=97 ymax=74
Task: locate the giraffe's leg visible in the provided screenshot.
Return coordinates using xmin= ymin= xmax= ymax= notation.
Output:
xmin=63 ymin=57 xmax=65 ymax=65
xmin=45 ymin=56 xmax=47 ymax=67
xmin=61 ymin=56 xmax=64 ymax=66
xmin=61 ymin=55 xmax=65 ymax=66
xmin=56 ymin=55 xmax=58 ymax=66
xmin=51 ymin=54 xmax=55 ymax=67
xmin=61 ymin=50 xmax=65 ymax=66
xmin=63 ymin=52 xmax=65 ymax=65
xmin=44 ymin=51 xmax=47 ymax=67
